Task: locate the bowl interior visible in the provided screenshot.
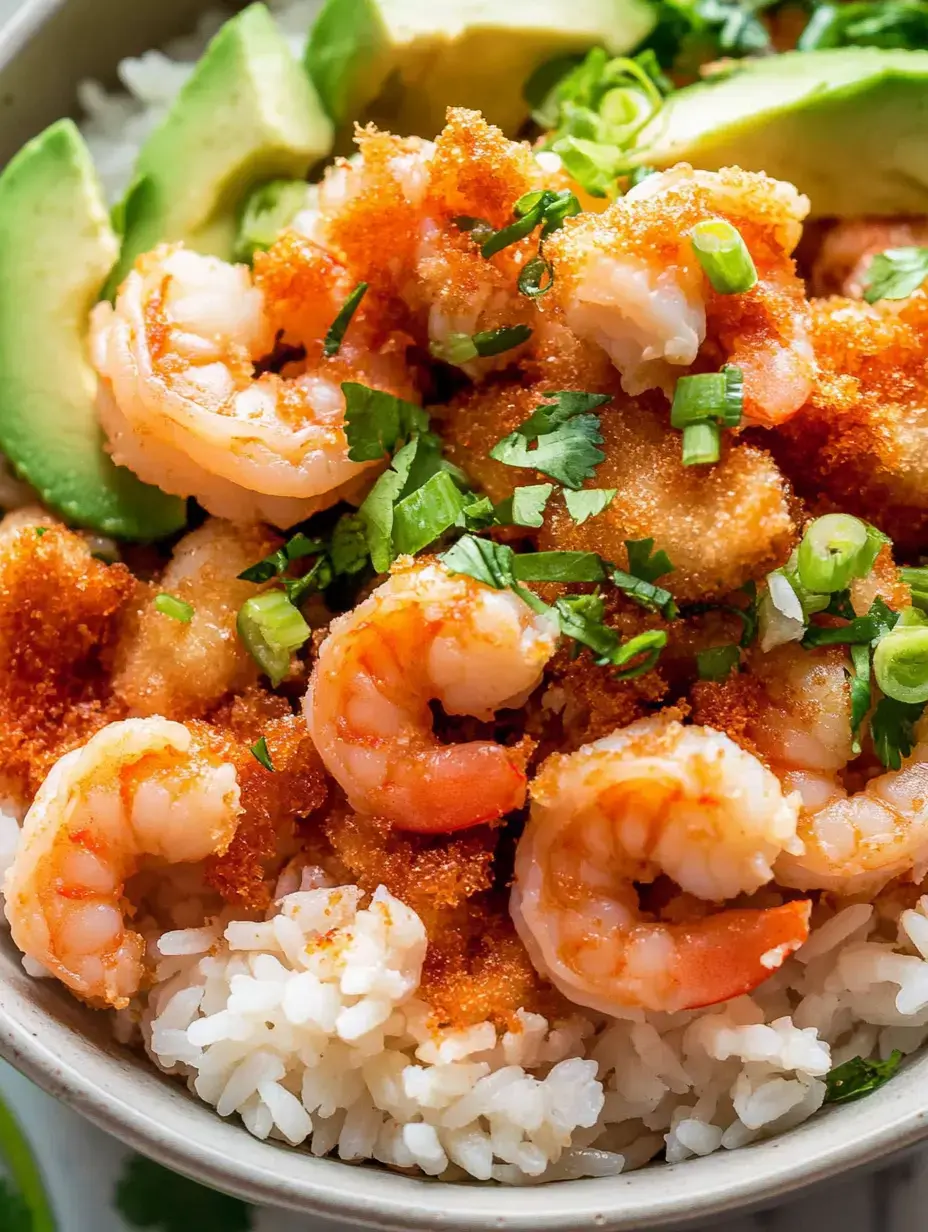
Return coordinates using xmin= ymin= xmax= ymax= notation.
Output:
xmin=2 ymin=1 xmax=928 ymax=1227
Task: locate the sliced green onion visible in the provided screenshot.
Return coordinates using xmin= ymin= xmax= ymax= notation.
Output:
xmin=481 ymin=197 xmax=551 ymax=258
xmin=697 ymin=644 xmax=740 ymax=682
xmin=681 ymin=420 xmax=721 ymax=466
xmin=540 ymin=190 xmax=581 ymax=239
xmin=902 ymin=566 xmax=928 ymax=612
xmin=154 ymin=593 xmax=193 ymax=623
xmin=430 ymin=332 xmax=480 ymax=365
xmin=453 ymin=215 xmax=495 ymax=245
xmin=392 ymin=470 xmax=467 ymax=557
xmin=690 ymin=219 xmax=758 ymax=294
xmin=250 ymin=736 xmax=275 ymax=772
xmin=518 ymin=255 xmax=554 ymax=298
xmin=236 ymin=590 xmax=309 ymax=687
xmin=613 ymin=629 xmax=668 ymax=679
xmin=873 ymin=623 xmax=928 ymax=704
xmin=671 ymin=366 xmax=743 ymax=429
xmin=824 ymin=1051 xmax=903 ymax=1105
xmin=323 ymin=281 xmax=367 ymax=357
xmin=472 ymin=324 xmax=533 ymax=357
xmin=797 ymin=514 xmax=871 ymax=594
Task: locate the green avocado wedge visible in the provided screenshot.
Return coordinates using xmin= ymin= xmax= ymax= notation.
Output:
xmin=0 ymin=120 xmax=185 ymax=539
xmin=109 ymin=3 xmax=333 ymax=290
xmin=636 ymin=49 xmax=928 ymax=217
xmin=305 ymin=0 xmax=657 ymax=140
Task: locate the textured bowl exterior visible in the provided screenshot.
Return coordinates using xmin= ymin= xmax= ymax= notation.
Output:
xmin=2 ymin=2 xmax=928 ymax=1225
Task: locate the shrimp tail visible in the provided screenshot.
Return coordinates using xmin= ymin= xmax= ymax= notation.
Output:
xmin=387 ymin=743 xmax=527 ymax=833
xmin=667 ymin=898 xmax=811 ymax=1011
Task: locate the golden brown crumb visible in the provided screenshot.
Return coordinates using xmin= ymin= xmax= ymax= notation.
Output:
xmin=204 ymin=707 xmax=329 ymax=910
xmin=771 ymin=293 xmax=928 ymax=553
xmin=0 ymin=518 xmax=135 ymax=800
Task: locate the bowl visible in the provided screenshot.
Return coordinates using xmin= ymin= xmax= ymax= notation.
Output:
xmin=2 ymin=2 xmax=928 ymax=1226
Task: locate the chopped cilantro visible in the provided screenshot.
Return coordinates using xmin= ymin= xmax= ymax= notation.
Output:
xmin=249 ymin=736 xmax=275 ymax=772
xmin=342 ymin=382 xmax=429 ymax=462
xmin=862 ymin=246 xmax=928 ymax=303
xmin=494 ymin=484 xmax=555 ymax=528
xmin=392 ymin=470 xmax=468 ymax=557
xmin=510 ymin=550 xmax=607 ymax=584
xmin=237 ymin=532 xmax=324 ymax=583
xmin=115 ymin=1155 xmax=252 ymax=1232
xmin=33 ymin=527 xmax=46 ymax=538
xmin=322 ymin=281 xmax=368 ymax=357
xmin=490 ymin=390 xmax=609 ymax=489
xmin=824 ymin=1051 xmax=903 ymax=1105
xmin=871 ymin=697 xmax=927 ymax=770
xmin=799 ymin=2 xmax=928 ymax=52
xmin=697 ymin=644 xmax=740 ymax=682
xmin=329 ymin=513 xmax=370 ymax=576
xmin=612 ymin=569 xmax=678 ymax=620
xmin=563 ymin=487 xmax=617 ymax=525
xmin=625 ymin=537 xmax=675 ymax=584
xmin=441 ymin=534 xmax=517 ymax=591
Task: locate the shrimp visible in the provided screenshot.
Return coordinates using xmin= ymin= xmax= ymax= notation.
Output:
xmin=771 ymin=293 xmax=928 ymax=553
xmin=740 ymin=644 xmax=928 ymax=896
xmin=545 ymin=165 xmax=815 ymax=426
xmin=304 ymin=558 xmax=559 ymax=832
xmin=510 ymin=719 xmax=810 ymax=1016
xmin=91 ymin=232 xmax=418 ymax=526
xmin=113 ymin=519 xmax=281 ymax=718
xmin=809 ymin=218 xmax=928 ymax=298
xmin=300 ymin=109 xmax=569 ymax=376
xmin=3 ymin=717 xmax=241 ymax=1008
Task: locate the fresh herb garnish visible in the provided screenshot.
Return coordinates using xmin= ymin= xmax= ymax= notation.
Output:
xmin=322 ymin=281 xmax=367 ymax=357
xmin=823 ymin=1051 xmax=903 ymax=1105
xmin=479 ymin=190 xmax=581 ymax=259
xmin=237 ymin=532 xmax=324 ymax=583
xmin=329 ymin=513 xmax=370 ymax=576
xmin=249 ymin=736 xmax=275 ymax=772
xmin=472 ymin=324 xmax=533 ymax=357
xmin=697 ymin=643 xmax=740 ymax=682
xmin=862 ymin=246 xmax=928 ymax=303
xmin=490 ymin=390 xmax=610 ymax=488
xmin=555 ymin=592 xmax=668 ymax=677
xmin=153 ymin=593 xmax=194 ymax=623
xmin=799 ymin=2 xmax=928 ymax=52
xmin=342 ymin=382 xmax=429 ymax=462
xmin=494 ymin=484 xmax=555 ymax=528
xmin=612 ymin=570 xmax=678 ymax=620
xmin=671 ymin=365 xmax=743 ymax=467
xmin=236 ymin=590 xmax=309 ymax=687
xmin=645 ymin=0 xmax=778 ymax=71
xmin=0 ymin=1090 xmax=57 ymax=1232
xmin=564 ymin=488 xmax=617 ymax=525
xmin=871 ymin=697 xmax=927 ymax=770
xmin=517 ymin=255 xmax=555 ymax=298
xmin=848 ymin=641 xmax=872 ymax=755
xmin=115 ymin=1154 xmax=253 ymax=1232
xmin=626 ymin=537 xmax=675 ymax=585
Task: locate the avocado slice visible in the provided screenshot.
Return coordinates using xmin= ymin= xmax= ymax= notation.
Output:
xmin=110 ymin=2 xmax=333 ymax=288
xmin=0 ymin=121 xmax=186 ymax=539
xmin=636 ymin=49 xmax=928 ymax=217
xmin=305 ymin=0 xmax=657 ymax=140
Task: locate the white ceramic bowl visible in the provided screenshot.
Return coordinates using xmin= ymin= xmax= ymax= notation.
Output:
xmin=2 ymin=2 xmax=928 ymax=1225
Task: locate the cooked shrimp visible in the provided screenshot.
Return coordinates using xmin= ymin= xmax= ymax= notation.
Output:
xmin=301 ymin=109 xmax=568 ymax=376
xmin=741 ymin=644 xmax=928 ymax=896
xmin=510 ymin=719 xmax=809 ymax=1016
xmin=91 ymin=233 xmax=417 ymax=525
xmin=3 ymin=717 xmax=241 ymax=1007
xmin=809 ymin=218 xmax=928 ymax=298
xmin=113 ymin=519 xmax=280 ymax=718
xmin=545 ymin=165 xmax=815 ymax=426
xmin=304 ymin=558 xmax=559 ymax=832
xmin=772 ymin=293 xmax=928 ymax=553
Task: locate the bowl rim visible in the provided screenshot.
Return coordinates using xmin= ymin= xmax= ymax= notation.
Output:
xmin=3 ymin=951 xmax=928 ymax=1231
xmin=2 ymin=0 xmax=928 ymax=1224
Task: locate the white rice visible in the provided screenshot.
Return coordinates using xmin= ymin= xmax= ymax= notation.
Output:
xmin=78 ymin=0 xmax=323 ymax=202
xmin=138 ymin=874 xmax=928 ymax=1183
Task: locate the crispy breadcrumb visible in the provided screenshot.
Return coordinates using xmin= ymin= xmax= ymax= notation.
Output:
xmin=204 ymin=702 xmax=329 ymax=910
xmin=772 ymin=294 xmax=928 ymax=553
xmin=0 ymin=516 xmax=134 ymax=801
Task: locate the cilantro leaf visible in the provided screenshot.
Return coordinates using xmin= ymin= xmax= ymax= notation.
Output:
xmin=848 ymin=642 xmax=872 ymax=756
xmin=323 ymin=281 xmax=368 ymax=357
xmin=329 ymin=513 xmax=370 ymax=576
xmin=342 ymin=382 xmax=429 ymax=461
xmin=625 ymin=537 xmax=674 ymax=583
xmin=490 ymin=391 xmax=609 ymax=489
xmin=554 ymin=594 xmax=667 ymax=676
xmin=494 ymin=484 xmax=555 ymax=528
xmin=697 ymin=644 xmax=740 ymax=682
xmin=862 ymin=246 xmax=928 ymax=304
xmin=392 ymin=470 xmax=468 ymax=556
xmin=799 ymin=2 xmax=928 ymax=52
xmin=824 ymin=1051 xmax=903 ymax=1105
xmin=115 ymin=1156 xmax=252 ymax=1232
xmin=237 ymin=532 xmax=324 ymax=583
xmin=358 ymin=438 xmax=420 ymax=573
xmin=249 ymin=736 xmax=275 ymax=772
xmin=511 ymin=550 xmax=607 ymax=583
xmin=563 ymin=488 xmax=617 ymax=525
xmin=871 ymin=696 xmax=927 ymax=770
xmin=441 ymin=535 xmax=516 ymax=590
